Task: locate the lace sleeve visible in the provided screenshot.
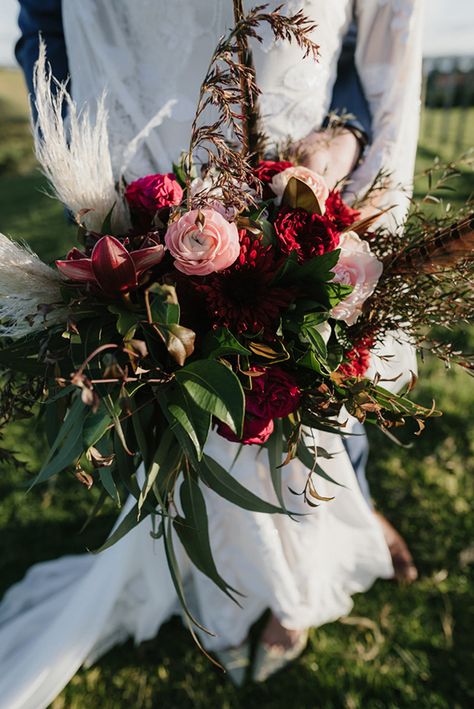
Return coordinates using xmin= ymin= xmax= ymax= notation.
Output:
xmin=348 ymin=0 xmax=425 ymax=227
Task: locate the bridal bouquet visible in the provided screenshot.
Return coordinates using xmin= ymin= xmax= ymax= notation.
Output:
xmin=0 ymin=4 xmax=472 ymax=624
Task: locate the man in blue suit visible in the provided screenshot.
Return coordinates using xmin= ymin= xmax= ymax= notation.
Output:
xmin=15 ymin=0 xmax=417 ymax=583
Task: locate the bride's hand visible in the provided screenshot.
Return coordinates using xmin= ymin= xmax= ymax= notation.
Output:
xmin=290 ymin=127 xmax=361 ymax=191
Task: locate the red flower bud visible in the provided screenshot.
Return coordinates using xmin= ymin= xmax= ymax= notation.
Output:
xmin=56 ymin=235 xmax=165 ymax=296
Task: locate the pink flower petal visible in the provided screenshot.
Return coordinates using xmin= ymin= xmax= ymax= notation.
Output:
xmin=56 ymin=258 xmax=96 ymax=283
xmin=91 ymin=236 xmax=138 ymax=295
xmin=66 ymin=247 xmax=88 ymax=260
xmin=130 ymin=244 xmax=165 ymax=276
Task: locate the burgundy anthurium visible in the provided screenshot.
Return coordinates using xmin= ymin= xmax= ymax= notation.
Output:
xmin=56 ymin=235 xmax=165 ymax=296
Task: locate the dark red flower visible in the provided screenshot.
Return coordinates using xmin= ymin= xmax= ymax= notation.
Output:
xmin=338 ymin=336 xmax=374 ymax=378
xmin=274 ymin=207 xmax=340 ymax=262
xmin=56 ymin=235 xmax=165 ymax=296
xmin=125 ymin=173 xmax=183 ymax=216
xmin=325 ymin=190 xmax=360 ymax=231
xmin=262 ymin=367 xmax=301 ymax=418
xmin=254 ymin=160 xmax=294 ymax=199
xmin=197 ymin=233 xmax=295 ymax=338
xmin=217 ymin=415 xmax=274 ymax=445
xmin=254 ymin=160 xmax=294 ymax=184
xmin=217 ymin=366 xmax=300 ymax=445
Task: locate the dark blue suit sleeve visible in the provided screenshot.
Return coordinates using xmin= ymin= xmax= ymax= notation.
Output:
xmin=327 ymin=22 xmax=372 ymax=145
xmin=15 ymin=0 xmax=69 ymax=113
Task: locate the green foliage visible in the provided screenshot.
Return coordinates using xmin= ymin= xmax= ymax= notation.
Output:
xmin=175 ymin=360 xmax=245 ymax=437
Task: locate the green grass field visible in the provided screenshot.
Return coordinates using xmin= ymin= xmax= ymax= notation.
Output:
xmin=0 ymin=68 xmax=473 ymax=709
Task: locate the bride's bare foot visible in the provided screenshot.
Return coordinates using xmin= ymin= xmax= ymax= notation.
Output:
xmin=375 ymin=512 xmax=418 ymax=584
xmin=261 ymin=614 xmax=306 ymax=651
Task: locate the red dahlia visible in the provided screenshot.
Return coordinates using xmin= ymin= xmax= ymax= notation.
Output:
xmin=274 ymin=207 xmax=340 ymax=262
xmin=325 ymin=190 xmax=360 ymax=231
xmin=338 ymin=336 xmax=374 ymax=378
xmin=197 ymin=233 xmax=294 ymax=338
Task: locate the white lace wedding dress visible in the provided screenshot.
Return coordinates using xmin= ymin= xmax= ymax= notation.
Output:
xmin=0 ymin=2 xmax=424 ymax=707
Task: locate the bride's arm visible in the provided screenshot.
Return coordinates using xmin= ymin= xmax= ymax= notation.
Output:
xmin=291 ymin=20 xmax=372 ymax=190
xmin=350 ymin=0 xmax=425 ymax=226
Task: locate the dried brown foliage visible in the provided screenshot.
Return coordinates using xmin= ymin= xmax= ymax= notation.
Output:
xmin=186 ymin=3 xmax=319 ymax=212
xmin=352 ymin=156 xmax=474 ymax=368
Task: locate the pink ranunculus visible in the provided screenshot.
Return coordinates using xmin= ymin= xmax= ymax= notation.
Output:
xmin=270 ymin=166 xmax=330 ymax=213
xmin=164 ymin=208 xmax=240 ymax=276
xmin=330 ymin=231 xmax=383 ymax=326
xmin=125 ymin=173 xmax=183 ymax=215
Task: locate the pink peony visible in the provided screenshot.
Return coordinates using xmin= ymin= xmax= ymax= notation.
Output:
xmin=125 ymin=173 xmax=183 ymax=215
xmin=164 ymin=208 xmax=240 ymax=276
xmin=270 ymin=166 xmax=330 ymax=213
xmin=330 ymin=231 xmax=383 ymax=326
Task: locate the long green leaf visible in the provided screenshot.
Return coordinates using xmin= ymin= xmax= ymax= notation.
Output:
xmin=156 ymin=390 xmax=199 ymax=468
xmin=199 ymin=454 xmax=297 ymax=515
xmin=162 ymin=514 xmax=213 ymax=635
xmin=267 ymin=418 xmax=291 ymax=514
xmin=168 ymin=385 xmax=211 ymax=460
xmin=93 ymin=503 xmax=151 ymax=553
xmin=30 ymin=396 xmax=87 ymax=487
xmin=98 ymin=465 xmax=121 ymax=506
xmin=82 ymin=402 xmax=113 ymax=448
xmin=175 ymin=360 xmax=244 ymax=436
xmin=137 ymin=429 xmax=178 ymax=516
xmin=174 ymin=476 xmax=243 ymax=603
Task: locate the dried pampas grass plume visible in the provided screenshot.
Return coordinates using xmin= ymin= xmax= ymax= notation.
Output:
xmin=33 ymin=40 xmax=130 ymax=233
xmin=0 ymin=233 xmax=67 ymax=338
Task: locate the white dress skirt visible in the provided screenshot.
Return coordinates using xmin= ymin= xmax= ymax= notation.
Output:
xmin=0 ymin=1 xmax=424 ymax=706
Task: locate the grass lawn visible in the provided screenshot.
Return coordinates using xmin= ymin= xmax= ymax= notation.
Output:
xmin=0 ymin=69 xmax=473 ymax=709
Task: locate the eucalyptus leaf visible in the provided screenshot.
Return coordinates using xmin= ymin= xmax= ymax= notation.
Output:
xmin=267 ymin=419 xmax=291 ymax=514
xmin=93 ymin=503 xmax=151 ymax=553
xmin=163 ymin=514 xmax=213 ymax=635
xmin=174 ymin=476 xmax=242 ymax=603
xmin=199 ymin=454 xmax=297 ymax=515
xmin=175 ymin=360 xmax=244 ymax=437
xmin=30 ymin=396 xmax=87 ymax=488
xmin=99 ymin=466 xmax=121 ymax=506
xmin=168 ymin=386 xmax=211 ymax=460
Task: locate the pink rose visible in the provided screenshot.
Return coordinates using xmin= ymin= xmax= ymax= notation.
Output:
xmin=164 ymin=208 xmax=240 ymax=276
xmin=270 ymin=166 xmax=330 ymax=214
xmin=125 ymin=173 xmax=183 ymax=215
xmin=330 ymin=231 xmax=383 ymax=326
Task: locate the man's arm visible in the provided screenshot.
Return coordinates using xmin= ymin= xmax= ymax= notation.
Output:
xmin=15 ymin=0 xmax=69 ymax=114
